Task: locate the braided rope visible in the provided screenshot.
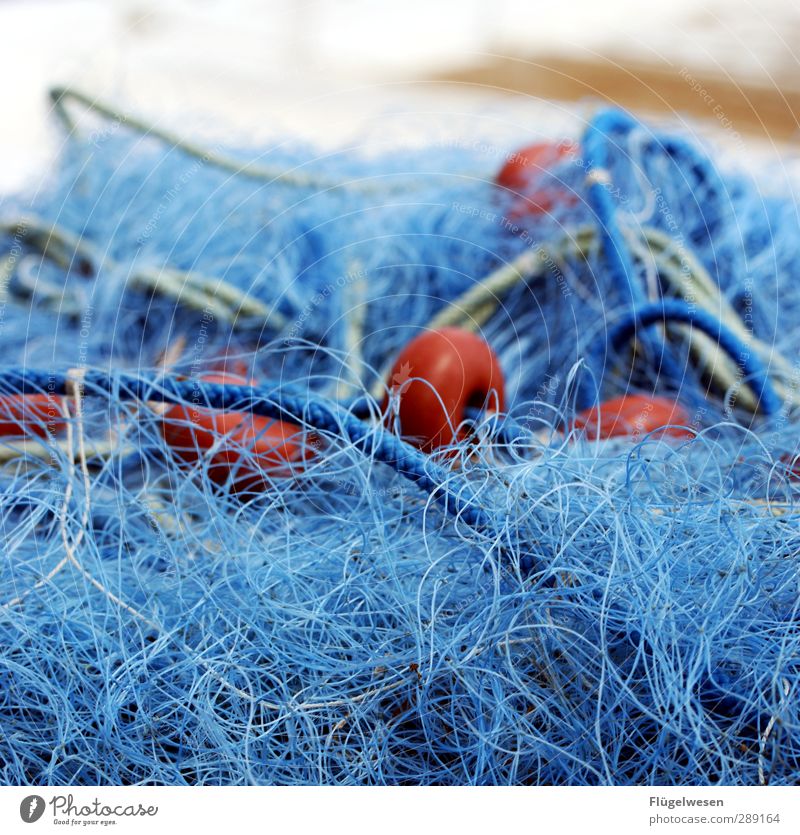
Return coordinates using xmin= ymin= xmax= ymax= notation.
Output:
xmin=49 ymin=87 xmax=482 ymax=196
xmin=607 ymin=299 xmax=783 ymax=416
xmin=2 ymin=367 xmax=505 ymax=539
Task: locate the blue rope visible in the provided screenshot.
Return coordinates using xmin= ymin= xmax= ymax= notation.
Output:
xmin=580 ymin=110 xmax=686 ymax=405
xmin=4 ymin=368 xmax=505 ymax=538
xmin=607 ymin=298 xmax=783 ymax=416
xmin=578 ymin=109 xmax=777 ymax=417
xmin=582 ymin=109 xmax=645 ymax=309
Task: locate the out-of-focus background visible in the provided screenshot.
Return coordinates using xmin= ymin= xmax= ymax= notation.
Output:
xmin=4 ymin=0 xmax=800 ymax=189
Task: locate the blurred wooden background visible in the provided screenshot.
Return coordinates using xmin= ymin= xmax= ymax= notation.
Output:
xmin=442 ymin=51 xmax=800 ymax=142
xmin=438 ymin=0 xmax=800 ymax=143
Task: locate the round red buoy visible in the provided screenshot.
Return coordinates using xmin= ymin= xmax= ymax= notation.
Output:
xmin=161 ymin=371 xmax=306 ymax=489
xmin=574 ymin=394 xmax=694 ymax=440
xmin=496 ymin=140 xmax=577 ymax=216
xmin=385 ymin=327 xmax=505 ymax=451
xmin=0 ymin=394 xmax=66 ymax=437
xmin=779 ymin=451 xmax=800 ymax=481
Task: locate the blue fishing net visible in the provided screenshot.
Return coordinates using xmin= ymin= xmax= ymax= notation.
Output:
xmin=0 ymin=91 xmax=798 ymax=785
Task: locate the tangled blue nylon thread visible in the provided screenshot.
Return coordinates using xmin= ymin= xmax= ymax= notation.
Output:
xmin=0 ymin=97 xmax=798 ymax=785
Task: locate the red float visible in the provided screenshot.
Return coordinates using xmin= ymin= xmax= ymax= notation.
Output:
xmin=574 ymin=394 xmax=694 ymax=440
xmin=779 ymin=451 xmax=800 ymax=481
xmin=0 ymin=394 xmax=65 ymax=437
xmin=161 ymin=371 xmax=306 ymax=489
xmin=496 ymin=140 xmax=577 ymax=216
xmin=385 ymin=327 xmax=505 ymax=451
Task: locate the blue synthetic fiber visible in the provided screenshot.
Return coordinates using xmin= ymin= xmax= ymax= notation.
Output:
xmin=1 ymin=96 xmax=800 ymax=786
